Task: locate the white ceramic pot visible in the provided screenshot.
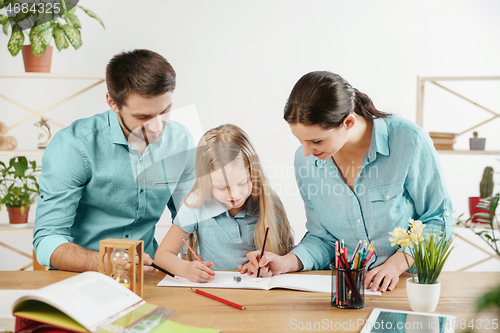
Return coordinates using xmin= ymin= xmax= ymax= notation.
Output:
xmin=406 ymin=278 xmax=441 ymax=313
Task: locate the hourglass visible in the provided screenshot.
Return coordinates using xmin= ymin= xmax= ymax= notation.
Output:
xmin=99 ymin=238 xmax=144 ymax=297
xmin=110 ymin=248 xmax=130 ymax=288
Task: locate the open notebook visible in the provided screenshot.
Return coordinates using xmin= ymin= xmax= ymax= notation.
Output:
xmin=157 ymin=271 xmax=381 ymax=295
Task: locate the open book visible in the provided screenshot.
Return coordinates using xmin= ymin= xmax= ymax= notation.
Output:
xmin=158 ymin=271 xmax=381 ymax=295
xmin=11 ymin=271 xmax=218 ymax=333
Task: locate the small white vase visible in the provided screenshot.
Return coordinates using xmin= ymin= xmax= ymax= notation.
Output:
xmin=406 ymin=278 xmax=441 ymax=313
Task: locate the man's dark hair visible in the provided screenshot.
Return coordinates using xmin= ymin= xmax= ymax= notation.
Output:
xmin=106 ymin=49 xmax=176 ymax=109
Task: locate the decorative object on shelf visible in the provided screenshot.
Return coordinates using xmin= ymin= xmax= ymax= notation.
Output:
xmin=389 ymin=219 xmax=454 ymax=313
xmin=468 ymin=166 xmax=494 ymax=223
xmin=0 ymin=156 xmax=41 ymax=224
xmin=457 ymin=193 xmax=499 ymax=333
xmin=1 ymin=0 xmax=105 ymax=72
xmin=0 ymin=121 xmax=18 ymax=151
xmin=34 ymin=117 xmax=52 ymax=149
xmin=99 ymin=238 xmax=144 ymax=297
xmin=470 ymin=131 xmax=486 ymax=150
xmin=428 ymin=132 xmax=456 ymax=151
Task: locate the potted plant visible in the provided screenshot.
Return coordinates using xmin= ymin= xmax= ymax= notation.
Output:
xmin=389 ymin=219 xmax=454 ymax=313
xmin=0 ymin=0 xmax=104 ymax=72
xmin=469 ymin=166 xmax=494 ymax=223
xmin=0 ymin=156 xmax=41 ymax=224
xmin=469 ymin=131 xmax=486 ymax=150
xmin=457 ymin=193 xmax=499 ymax=333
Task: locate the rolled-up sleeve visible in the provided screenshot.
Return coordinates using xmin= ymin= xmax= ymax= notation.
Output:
xmin=33 ymin=131 xmax=89 ymax=267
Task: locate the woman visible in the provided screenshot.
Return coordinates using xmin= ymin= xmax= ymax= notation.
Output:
xmin=240 ymin=71 xmax=454 ymax=292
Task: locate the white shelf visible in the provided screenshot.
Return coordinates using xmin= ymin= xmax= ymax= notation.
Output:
xmin=437 ymin=150 xmax=500 ymax=155
xmin=0 ymin=72 xmax=105 ymax=80
xmin=0 ymin=150 xmax=44 ymax=157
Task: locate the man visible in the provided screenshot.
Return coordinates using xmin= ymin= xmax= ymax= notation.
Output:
xmin=33 ymin=49 xmax=196 ymax=272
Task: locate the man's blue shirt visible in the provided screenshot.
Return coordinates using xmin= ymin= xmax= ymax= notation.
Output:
xmin=34 ymin=110 xmax=196 ymax=267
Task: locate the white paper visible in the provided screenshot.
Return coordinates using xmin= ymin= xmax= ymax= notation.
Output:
xmin=157 ymin=271 xmax=381 ymax=295
xmin=0 ymin=290 xmax=34 ymax=331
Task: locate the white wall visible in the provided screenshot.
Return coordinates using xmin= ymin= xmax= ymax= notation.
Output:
xmin=1 ymin=0 xmax=500 ymax=270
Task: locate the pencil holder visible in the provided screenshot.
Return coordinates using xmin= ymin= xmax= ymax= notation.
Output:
xmin=330 ymin=264 xmax=366 ymax=309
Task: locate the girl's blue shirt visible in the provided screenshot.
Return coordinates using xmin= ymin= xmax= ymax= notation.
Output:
xmin=290 ymin=116 xmax=455 ymax=270
xmin=174 ymin=196 xmax=261 ymax=270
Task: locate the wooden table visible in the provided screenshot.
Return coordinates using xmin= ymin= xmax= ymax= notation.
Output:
xmin=0 ymin=271 xmax=498 ymax=332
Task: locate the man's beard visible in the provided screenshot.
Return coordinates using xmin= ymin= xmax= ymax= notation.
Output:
xmin=119 ymin=113 xmax=165 ymax=145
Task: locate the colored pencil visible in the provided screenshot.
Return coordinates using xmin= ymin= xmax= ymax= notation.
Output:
xmin=182 ymin=238 xmax=203 ymax=264
xmin=192 ymin=288 xmax=246 ymax=310
xmin=256 ymin=227 xmax=270 ymax=278
xmin=150 ymin=262 xmax=175 ymax=278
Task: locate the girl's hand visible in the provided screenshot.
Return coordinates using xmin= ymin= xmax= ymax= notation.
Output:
xmin=183 ymin=260 xmax=215 ymax=283
xmin=364 ymin=251 xmax=413 ymax=292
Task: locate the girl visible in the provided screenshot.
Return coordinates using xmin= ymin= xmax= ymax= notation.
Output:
xmin=241 ymin=71 xmax=454 ymax=292
xmin=155 ymin=124 xmax=294 ymax=282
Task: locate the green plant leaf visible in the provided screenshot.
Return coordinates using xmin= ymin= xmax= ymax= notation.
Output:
xmin=14 ymin=10 xmax=31 ymax=24
xmin=53 ymin=22 xmax=68 ymax=51
xmin=59 ymin=0 xmax=68 ymax=14
xmin=0 ymin=1 xmax=5 ymax=10
xmin=64 ymin=14 xmax=80 ymax=29
xmin=78 ymin=5 xmax=105 ymax=28
xmin=29 ymin=27 xmax=46 ymax=56
xmin=2 ymin=21 xmax=9 ymax=35
xmin=61 ymin=6 xmax=76 ymax=17
xmin=60 ymin=24 xmax=81 ymax=49
xmin=7 ymin=24 xmax=24 ymax=56
xmin=0 ymin=14 xmax=8 ymax=26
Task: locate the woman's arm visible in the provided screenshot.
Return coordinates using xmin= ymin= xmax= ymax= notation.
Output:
xmin=154 ymin=224 xmax=215 ymax=282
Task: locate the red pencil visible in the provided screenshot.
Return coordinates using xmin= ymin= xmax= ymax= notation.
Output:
xmin=182 ymin=239 xmax=203 ymax=264
xmin=193 ymin=288 xmax=246 ymax=310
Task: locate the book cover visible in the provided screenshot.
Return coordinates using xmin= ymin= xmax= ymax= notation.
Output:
xmin=429 ymin=132 xmax=456 ymax=139
xmin=11 ymin=272 xmax=179 ymax=333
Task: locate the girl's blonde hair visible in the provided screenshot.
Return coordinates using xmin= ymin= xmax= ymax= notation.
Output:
xmin=184 ymin=124 xmax=294 ymax=256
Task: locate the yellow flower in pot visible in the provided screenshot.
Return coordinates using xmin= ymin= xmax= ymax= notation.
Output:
xmin=389 ymin=219 xmax=454 ymax=312
xmin=0 ymin=156 xmax=41 ymax=224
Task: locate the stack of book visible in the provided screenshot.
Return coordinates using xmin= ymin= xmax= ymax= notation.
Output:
xmin=429 ymin=132 xmax=456 ymax=150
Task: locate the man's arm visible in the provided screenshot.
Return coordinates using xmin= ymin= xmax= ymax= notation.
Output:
xmin=33 ymin=131 xmax=88 ymax=270
xmin=50 ymin=243 xmax=100 ymax=272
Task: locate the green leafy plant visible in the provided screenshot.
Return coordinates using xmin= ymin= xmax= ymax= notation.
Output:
xmin=458 ymin=193 xmax=499 ymax=333
xmin=472 ymin=131 xmax=478 ymax=138
xmin=389 ymin=219 xmax=454 ymax=284
xmin=0 ymin=0 xmax=104 ymax=56
xmin=0 ymin=156 xmax=41 ymax=215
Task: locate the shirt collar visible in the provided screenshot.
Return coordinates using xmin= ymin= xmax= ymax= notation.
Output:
xmin=109 ymin=110 xmax=129 ymax=146
xmin=204 ymin=194 xmax=259 ymax=219
xmin=366 ymin=117 xmax=390 ymax=163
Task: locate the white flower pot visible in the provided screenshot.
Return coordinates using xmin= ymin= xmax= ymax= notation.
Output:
xmin=406 ymin=278 xmax=441 ymax=313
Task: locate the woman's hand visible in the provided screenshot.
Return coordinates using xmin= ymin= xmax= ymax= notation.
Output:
xmin=183 ymin=260 xmax=215 ymax=283
xmin=238 ymin=251 xmax=303 ymax=277
xmin=364 ymin=251 xmax=413 ymax=292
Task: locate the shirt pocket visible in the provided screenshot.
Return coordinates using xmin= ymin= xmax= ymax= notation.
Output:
xmin=367 ymin=182 xmax=406 ymax=226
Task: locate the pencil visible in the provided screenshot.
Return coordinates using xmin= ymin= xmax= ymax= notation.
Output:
xmin=192 ymin=288 xmax=246 ymax=310
xmin=256 ymin=227 xmax=270 ymax=278
xmin=182 ymin=238 xmax=203 ymax=264
xmin=150 ymin=262 xmax=175 ymax=278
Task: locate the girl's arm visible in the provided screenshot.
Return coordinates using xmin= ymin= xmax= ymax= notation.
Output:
xmin=239 ymin=251 xmax=303 ymax=277
xmin=154 ymin=224 xmax=215 ymax=283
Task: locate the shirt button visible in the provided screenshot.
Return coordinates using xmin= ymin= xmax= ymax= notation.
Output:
xmin=357 ymin=219 xmax=361 ymax=223
xmin=140 ymin=189 xmax=144 ymax=193
xmin=124 ymin=235 xmax=129 ymax=238
xmin=445 ymin=212 xmax=449 ymax=217
xmin=386 ymin=195 xmax=390 ymax=199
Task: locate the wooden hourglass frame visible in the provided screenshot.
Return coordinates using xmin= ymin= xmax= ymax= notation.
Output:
xmin=98 ymin=238 xmax=144 ymax=297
